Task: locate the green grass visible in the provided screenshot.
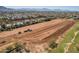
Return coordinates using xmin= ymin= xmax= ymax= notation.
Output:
xmin=48 ymin=21 xmax=79 ymax=53
xmin=50 ymin=26 xmax=75 ymax=53
xmin=68 ymin=21 xmax=79 ymax=53
xmin=68 ymin=31 xmax=79 ymax=53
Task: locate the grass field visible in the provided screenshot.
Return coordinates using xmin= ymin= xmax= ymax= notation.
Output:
xmin=48 ymin=20 xmax=79 ymax=53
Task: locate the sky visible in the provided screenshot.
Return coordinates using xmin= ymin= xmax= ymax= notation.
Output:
xmin=5 ymin=6 xmax=79 ymax=11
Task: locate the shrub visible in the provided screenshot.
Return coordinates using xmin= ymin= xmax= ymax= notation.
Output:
xmin=18 ymin=32 xmax=22 ymax=34
xmin=76 ymin=44 xmax=79 ymax=51
xmin=5 ymin=46 xmax=14 ymax=53
xmin=49 ymin=42 xmax=58 ymax=49
xmin=15 ymin=43 xmax=22 ymax=52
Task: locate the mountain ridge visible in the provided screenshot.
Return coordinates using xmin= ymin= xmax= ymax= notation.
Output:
xmin=0 ymin=6 xmax=79 ymax=12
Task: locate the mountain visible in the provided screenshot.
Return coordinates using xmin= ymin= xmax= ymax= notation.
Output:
xmin=0 ymin=6 xmax=14 ymax=12
xmin=15 ymin=8 xmax=52 ymax=11
xmin=0 ymin=6 xmax=52 ymax=12
xmin=0 ymin=6 xmax=78 ymax=12
xmin=15 ymin=8 xmax=78 ymax=12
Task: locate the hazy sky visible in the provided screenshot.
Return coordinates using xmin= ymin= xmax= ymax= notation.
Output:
xmin=5 ymin=6 xmax=79 ymax=11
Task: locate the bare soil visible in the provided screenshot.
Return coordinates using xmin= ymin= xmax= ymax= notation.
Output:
xmin=0 ymin=19 xmax=75 ymax=52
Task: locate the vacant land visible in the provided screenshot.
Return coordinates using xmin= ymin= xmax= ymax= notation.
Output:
xmin=0 ymin=19 xmax=75 ymax=52
xmin=48 ymin=20 xmax=79 ymax=53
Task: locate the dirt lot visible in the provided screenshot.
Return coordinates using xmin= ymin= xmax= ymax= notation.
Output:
xmin=0 ymin=19 xmax=75 ymax=52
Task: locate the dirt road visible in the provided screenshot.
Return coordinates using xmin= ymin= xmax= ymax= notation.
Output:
xmin=64 ymin=31 xmax=79 ymax=53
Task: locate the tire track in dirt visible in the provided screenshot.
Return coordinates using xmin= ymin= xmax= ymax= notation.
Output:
xmin=18 ymin=20 xmax=67 ymax=40
xmin=0 ymin=20 xmax=65 ymax=49
xmin=18 ymin=20 xmax=75 ymax=52
xmin=0 ymin=19 xmax=75 ymax=52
